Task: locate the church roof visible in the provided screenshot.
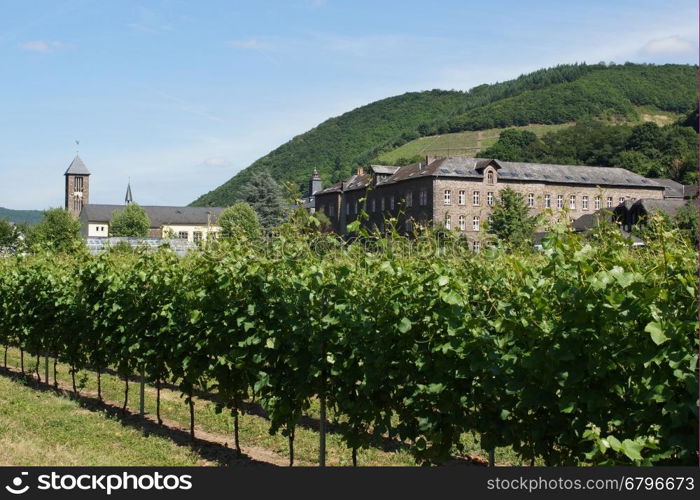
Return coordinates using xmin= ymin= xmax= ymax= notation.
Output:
xmin=81 ymin=204 xmax=226 ymax=227
xmin=64 ymin=155 xmax=90 ymax=175
xmin=125 ymin=183 xmax=133 ymax=204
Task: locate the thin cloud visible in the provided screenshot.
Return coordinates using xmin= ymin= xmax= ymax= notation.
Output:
xmin=305 ymin=0 xmax=327 ymax=8
xmin=227 ymin=38 xmax=270 ymax=50
xmin=149 ymin=88 xmax=225 ymax=123
xmin=127 ymin=6 xmax=173 ymax=33
xmin=640 ymin=35 xmax=694 ymax=56
xmin=18 ymin=40 xmax=74 ymax=53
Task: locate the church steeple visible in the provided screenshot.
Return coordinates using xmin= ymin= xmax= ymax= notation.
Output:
xmin=125 ymin=181 xmax=133 ymax=205
xmin=309 ymin=168 xmax=322 ymax=197
xmin=64 ymin=155 xmax=90 ymax=218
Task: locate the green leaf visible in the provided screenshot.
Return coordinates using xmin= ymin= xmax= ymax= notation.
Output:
xmin=398 ymin=317 xmax=412 ymax=333
xmin=606 ymin=435 xmax=622 ymax=452
xmin=620 ymin=439 xmax=643 ymax=461
xmin=190 ymin=309 xmax=201 ymax=324
xmin=644 ymin=321 xmax=668 ymax=345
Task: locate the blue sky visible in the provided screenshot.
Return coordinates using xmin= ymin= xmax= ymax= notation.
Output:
xmin=0 ymin=0 xmax=697 ymax=210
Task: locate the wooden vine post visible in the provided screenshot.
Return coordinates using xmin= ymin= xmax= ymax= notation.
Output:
xmin=139 ymin=365 xmax=146 ymax=418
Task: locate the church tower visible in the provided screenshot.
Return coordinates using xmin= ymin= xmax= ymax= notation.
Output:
xmin=309 ymin=168 xmax=322 ymax=197
xmin=64 ymin=155 xmax=90 ymax=218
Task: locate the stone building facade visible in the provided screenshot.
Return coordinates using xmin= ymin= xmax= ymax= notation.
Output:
xmin=314 ymin=157 xmax=666 ymax=246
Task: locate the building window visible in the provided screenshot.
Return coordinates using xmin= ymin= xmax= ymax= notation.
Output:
xmin=178 ymin=231 xmax=189 ymax=239
xmin=371 ymin=199 xmax=376 ymax=213
xmin=472 ymin=216 xmax=480 ymax=231
xmin=329 ymin=204 xmax=335 ymax=217
xmin=406 ymin=191 xmax=413 ymax=208
xmin=458 ymin=190 xmax=465 ymax=205
xmin=619 ymin=197 xmax=625 ymax=204
xmin=193 ymin=231 xmax=203 ymax=243
xmin=346 ymin=202 xmax=350 ymax=215
xmin=544 ymin=194 xmax=551 ymax=208
xmin=473 ymin=191 xmax=480 ymax=206
xmin=458 ymin=215 xmax=466 ymax=231
xmin=487 ymin=192 xmax=494 ymax=206
xmin=594 ymin=196 xmax=600 ymax=210
xmin=390 ymin=196 xmax=395 ymax=211
xmin=419 ymin=190 xmax=427 ymax=206
xmin=582 ymin=196 xmax=589 ymax=210
xmin=487 ymin=171 xmax=494 ymax=184
xmin=606 ymin=197 xmax=613 ymax=209
xmin=75 ymin=176 xmax=83 ymax=192
xmin=444 ymin=214 xmax=451 ymax=230
xmin=444 ymin=189 xmax=451 ymax=205
xmin=472 ymin=240 xmax=481 ymax=252
xmin=405 ymin=220 xmax=413 ymax=233
xmin=557 ymin=195 xmax=563 ymax=209
xmin=569 ymin=195 xmax=576 ymax=210
xmin=528 ymin=193 xmax=534 ymax=208
xmin=381 ymin=198 xmax=385 ymax=211
xmin=355 ymin=201 xmax=360 ymax=214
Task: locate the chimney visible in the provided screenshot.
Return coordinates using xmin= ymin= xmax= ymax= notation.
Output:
xmin=357 ymin=167 xmax=364 ymax=176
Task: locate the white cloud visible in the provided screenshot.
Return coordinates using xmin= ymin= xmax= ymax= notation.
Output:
xmin=227 ymin=38 xmax=270 ymax=50
xmin=202 ymin=157 xmax=232 ymax=168
xmin=640 ymin=35 xmax=695 ymax=56
xmin=18 ymin=40 xmax=74 ymax=53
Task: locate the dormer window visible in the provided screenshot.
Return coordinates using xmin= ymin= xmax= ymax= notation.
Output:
xmin=487 ymin=171 xmax=494 ymax=184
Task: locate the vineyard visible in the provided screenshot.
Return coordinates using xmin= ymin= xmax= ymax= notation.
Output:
xmin=0 ymin=216 xmax=697 ymax=466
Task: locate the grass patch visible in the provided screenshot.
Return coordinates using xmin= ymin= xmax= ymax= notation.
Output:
xmin=0 ymin=371 xmax=204 ymax=466
xmin=1 ymin=348 xmax=525 ymax=466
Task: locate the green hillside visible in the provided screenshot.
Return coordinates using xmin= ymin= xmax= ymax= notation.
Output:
xmin=376 ymin=123 xmax=574 ymax=164
xmin=376 ymin=105 xmax=682 ymax=164
xmin=191 ymin=63 xmax=697 ymax=207
xmin=0 ymin=207 xmax=43 ymax=225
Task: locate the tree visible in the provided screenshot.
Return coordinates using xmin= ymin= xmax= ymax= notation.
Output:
xmin=26 ymin=208 xmax=82 ymax=253
xmin=481 ymin=129 xmax=543 ymax=161
xmin=0 ymin=219 xmax=21 ymax=254
xmin=110 ymin=203 xmax=150 ymax=237
xmin=615 ymin=150 xmax=654 ymax=176
xmin=237 ymin=170 xmax=287 ymax=230
xmin=487 ymin=187 xmax=539 ymax=248
xmin=218 ymin=202 xmax=263 ymax=240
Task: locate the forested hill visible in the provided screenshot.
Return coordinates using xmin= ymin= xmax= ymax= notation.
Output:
xmin=191 ymin=63 xmax=697 ymax=207
xmin=0 ymin=207 xmax=42 ymax=225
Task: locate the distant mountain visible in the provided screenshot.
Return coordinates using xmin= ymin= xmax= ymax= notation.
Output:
xmin=191 ymin=63 xmax=697 ymax=207
xmin=0 ymin=207 xmax=43 ymax=225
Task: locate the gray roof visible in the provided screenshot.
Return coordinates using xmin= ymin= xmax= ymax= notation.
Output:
xmin=65 ymin=155 xmax=90 ymax=175
xmin=370 ymin=165 xmax=401 ymax=175
xmin=634 ymin=198 xmax=687 ymax=218
xmin=571 ymin=210 xmax=614 ymax=231
xmin=315 ymin=157 xmax=666 ymax=195
xmin=650 ymin=178 xmax=685 ymax=198
xmin=82 ymin=204 xmax=226 ymax=227
xmin=427 ymin=158 xmax=663 ymax=189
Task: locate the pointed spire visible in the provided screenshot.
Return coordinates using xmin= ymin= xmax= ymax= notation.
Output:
xmin=125 ymin=180 xmax=133 ymax=205
xmin=65 ymin=154 xmax=90 ymax=175
xmin=309 ymin=168 xmax=323 ymax=196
